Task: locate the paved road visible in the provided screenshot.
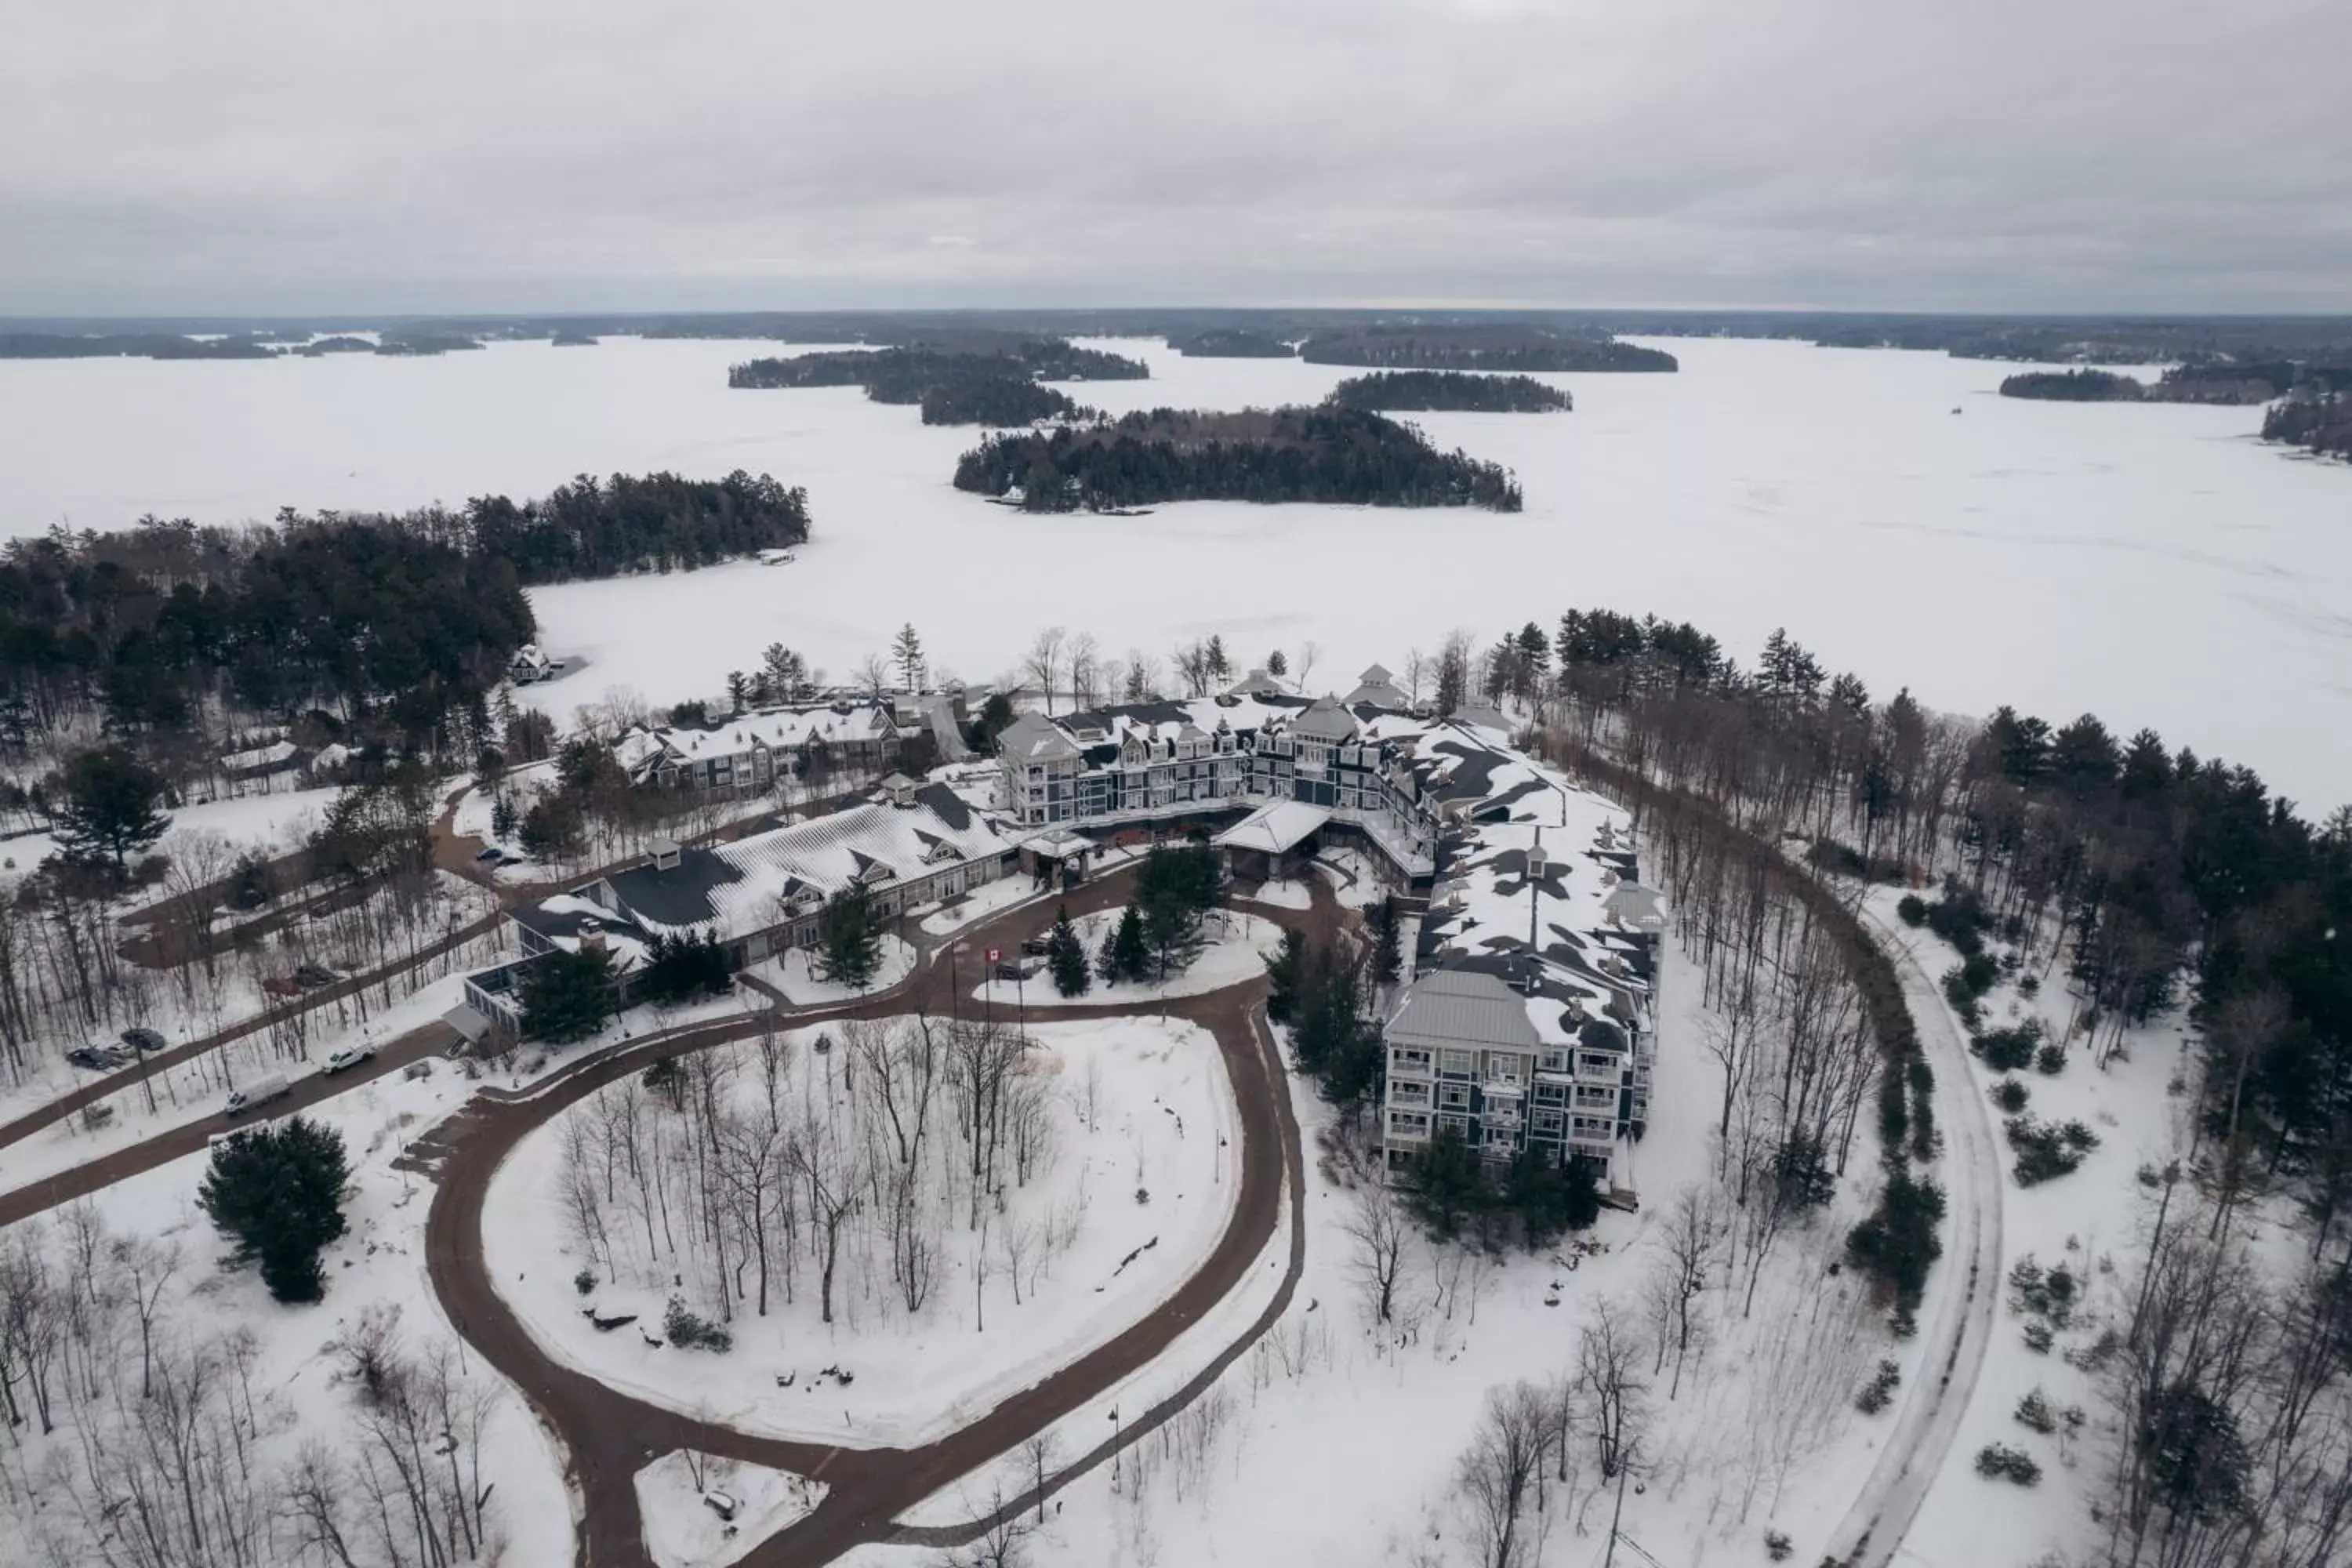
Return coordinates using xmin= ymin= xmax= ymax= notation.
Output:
xmin=416 ymin=864 xmax=1329 ymax=1568
xmin=1821 ymin=907 xmax=2004 ymax=1568
xmin=0 ymin=1017 xmax=463 ymax=1226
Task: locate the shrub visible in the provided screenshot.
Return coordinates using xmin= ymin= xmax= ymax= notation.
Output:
xmin=2007 ymin=1116 xmax=2089 ymax=1185
xmin=1856 ymin=1359 xmax=1903 ymax=1414
xmin=1764 ymin=1530 xmax=1794 ymax=1561
xmin=1971 ymin=1020 xmax=2044 ymax=1073
xmin=1943 ymin=968 xmax=1984 ymax=1027
xmin=2024 ymin=1320 xmax=2056 ymax=1354
xmin=1848 ymin=1170 xmax=1947 ymax=1310
xmin=1896 ymin=894 xmax=1928 ymax=927
xmin=2035 ymin=1044 xmax=2067 ymax=1076
xmin=1959 ymin=952 xmax=2001 ymax=996
xmin=2060 ymin=1120 xmax=2100 ymax=1151
xmin=1926 ymin=891 xmax=1990 ymax=956
xmin=574 ymin=1268 xmax=597 ymax=1296
xmin=2017 ymin=974 xmax=2041 ymax=998
xmin=2016 ymin=1388 xmax=2058 ymax=1434
xmin=1976 ymin=1443 xmax=2042 ymax=1485
xmin=1991 ymin=1078 xmax=2031 ymax=1113
xmin=663 ymin=1296 xmax=734 ymax=1352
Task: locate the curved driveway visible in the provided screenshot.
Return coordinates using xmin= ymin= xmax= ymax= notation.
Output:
xmin=416 ymin=870 xmax=1322 ymax=1567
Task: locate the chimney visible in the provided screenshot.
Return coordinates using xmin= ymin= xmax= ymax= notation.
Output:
xmin=576 ymin=916 xmax=606 ymax=954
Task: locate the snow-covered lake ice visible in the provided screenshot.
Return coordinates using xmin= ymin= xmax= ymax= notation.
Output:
xmin=2 ymin=333 xmax=2343 ymax=808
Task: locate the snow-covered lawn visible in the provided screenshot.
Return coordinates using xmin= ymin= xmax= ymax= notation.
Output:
xmin=971 ymin=909 xmax=1283 ymax=1010
xmin=484 ymin=1016 xmax=1240 ymax=1449
xmin=1232 ymin=876 xmax=1312 ymax=911
xmin=0 ymin=1047 xmax=575 ymax=1568
xmin=1312 ymin=848 xmax=1392 ymax=911
xmin=898 ymin=932 xmax=1932 ymax=1568
xmin=636 ymin=1450 xmax=826 ymax=1568
xmin=919 ymin=873 xmax=1047 ymax=935
xmin=744 ymin=931 xmax=917 ymax=1004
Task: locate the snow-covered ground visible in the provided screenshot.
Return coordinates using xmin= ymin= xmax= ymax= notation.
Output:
xmin=919 ymin=873 xmax=1049 ymax=935
xmin=0 ymin=1044 xmax=575 ymax=1568
xmin=0 ymin=780 xmax=351 ymax=888
xmin=1 ymin=336 xmax=2342 ymax=804
xmin=1875 ymin=889 xmax=2201 ymax=1568
xmin=636 ymin=1450 xmax=826 ymax=1568
xmin=970 ymin=909 xmax=1284 ymax=1010
xmin=895 ymin=931 xmax=1935 ymax=1568
xmin=744 ymin=932 xmax=917 ymax=1005
xmin=483 ymin=1017 xmax=1240 ymax=1448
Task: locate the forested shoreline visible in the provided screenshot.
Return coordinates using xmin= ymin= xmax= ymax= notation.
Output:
xmin=1327 ymin=370 xmax=1570 ymax=412
xmin=1301 ymin=326 xmax=1676 ymax=373
xmin=951 ymin=406 xmax=1523 ymax=511
xmin=0 ymin=470 xmax=807 ymax=765
xmin=728 ymin=339 xmax=1146 ymax=419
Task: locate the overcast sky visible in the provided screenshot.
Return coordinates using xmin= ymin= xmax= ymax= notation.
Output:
xmin=4 ymin=0 xmax=2346 ymax=315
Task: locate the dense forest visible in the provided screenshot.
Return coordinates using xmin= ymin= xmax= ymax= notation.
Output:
xmin=728 ymin=339 xmax=1144 ymax=426
xmin=1503 ymin=608 xmax=2351 ymax=1247
xmin=2263 ymin=392 xmax=2352 ymax=459
xmin=1327 ymin=370 xmax=1571 ymax=413
xmin=0 ymin=470 xmax=806 ymax=763
xmin=1301 ymin=326 xmax=1677 ymax=373
xmin=1999 ymin=368 xmax=2146 ymax=401
xmin=951 ymin=405 xmax=1522 ymax=512
xmin=917 ymin=373 xmax=1090 ymax=426
xmin=1167 ymin=329 xmax=1296 ymax=358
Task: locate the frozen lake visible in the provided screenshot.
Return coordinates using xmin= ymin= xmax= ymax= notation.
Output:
xmin=2 ymin=334 xmax=2345 ymax=809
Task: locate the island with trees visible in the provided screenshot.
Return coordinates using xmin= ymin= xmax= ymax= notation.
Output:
xmin=2264 ymin=390 xmax=2352 ymax=459
xmin=0 ymin=332 xmax=279 ymax=360
xmin=1326 ymin=369 xmax=1571 ymax=413
xmin=1300 ymin=325 xmax=1677 ymax=373
xmin=952 ymin=405 xmax=1522 ymax=512
xmin=1167 ymin=328 xmax=1297 ymax=358
xmin=728 ymin=338 xmax=1145 ymax=424
xmin=1998 ymin=368 xmax=2147 ymax=401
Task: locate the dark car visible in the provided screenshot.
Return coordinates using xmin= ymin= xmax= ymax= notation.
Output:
xmin=292 ymin=961 xmax=336 ymax=988
xmin=65 ymin=1045 xmax=110 ymax=1071
xmin=121 ymin=1027 xmax=168 ymax=1054
xmin=474 ymin=845 xmax=503 ymax=862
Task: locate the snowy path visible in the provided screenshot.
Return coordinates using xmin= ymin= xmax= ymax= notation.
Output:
xmin=1822 ymin=906 xmax=2005 ymax=1568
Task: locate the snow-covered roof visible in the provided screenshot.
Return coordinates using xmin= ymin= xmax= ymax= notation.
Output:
xmin=221 ymin=739 xmax=299 ymax=771
xmin=997 ymin=712 xmax=1081 ymax=764
xmin=614 ymin=702 xmax=912 ymax=778
xmin=589 ymin=786 xmax=1010 ymax=938
xmin=1214 ymin=800 xmax=1332 ymax=856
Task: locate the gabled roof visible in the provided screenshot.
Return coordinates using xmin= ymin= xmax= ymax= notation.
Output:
xmin=1359 ymin=662 xmax=1394 ymax=684
xmin=1388 ymin=968 xmax=1544 ymax=1051
xmin=997 ymin=713 xmax=1080 ymax=763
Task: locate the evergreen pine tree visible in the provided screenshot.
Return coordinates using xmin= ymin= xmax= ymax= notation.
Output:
xmin=518 ymin=946 xmax=617 ymax=1044
xmin=1368 ymin=899 xmax=1403 ymax=986
xmin=55 ymin=746 xmax=169 ymax=871
xmin=817 ymin=883 xmax=885 ymax=989
xmin=892 ymin=622 xmax=926 ymax=689
xmin=1108 ymin=903 xmax=1152 ymax=985
xmin=1046 ymin=903 xmax=1091 ymax=997
xmin=197 ymin=1116 xmax=352 ymax=1303
xmin=490 ymin=793 xmax=518 ymax=840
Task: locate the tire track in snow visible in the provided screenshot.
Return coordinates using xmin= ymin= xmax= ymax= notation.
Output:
xmin=1823 ymin=905 xmax=2004 ymax=1568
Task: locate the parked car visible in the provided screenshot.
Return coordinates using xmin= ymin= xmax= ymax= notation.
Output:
xmin=474 ymin=845 xmax=503 ymax=862
xmin=322 ymin=1042 xmax=378 ymax=1076
xmin=120 ymin=1027 xmax=168 ymax=1054
xmin=292 ymin=961 xmax=336 ymax=988
xmin=993 ymin=953 xmax=1047 ymax=983
xmin=65 ymin=1045 xmax=111 ymax=1072
xmin=223 ymin=1073 xmax=291 ymax=1116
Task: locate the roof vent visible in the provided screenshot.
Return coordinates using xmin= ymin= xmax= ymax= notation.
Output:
xmin=649 ymin=838 xmax=682 ymax=872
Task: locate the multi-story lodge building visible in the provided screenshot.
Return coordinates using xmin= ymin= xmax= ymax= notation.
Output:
xmin=1377 ymin=750 xmax=1667 ymax=1189
xmin=993 ymin=680 xmax=1446 ymax=888
xmin=610 ymin=694 xmax=968 ymax=797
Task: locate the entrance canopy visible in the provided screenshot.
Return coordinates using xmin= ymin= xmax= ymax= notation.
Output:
xmin=1214 ymin=800 xmax=1333 ymax=858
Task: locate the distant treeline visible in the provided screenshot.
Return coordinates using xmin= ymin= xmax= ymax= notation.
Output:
xmin=1300 ymin=326 xmax=1676 ymax=374
xmin=1167 ymin=329 xmax=1296 ymax=358
xmin=952 ymin=406 xmax=1522 ymax=513
xmin=728 ymin=339 xmax=1145 ymax=424
xmin=0 ymin=329 xmax=494 ymax=360
xmin=2000 ymin=363 xmax=2334 ymax=406
xmin=0 ymin=332 xmax=278 ymax=361
xmin=1327 ymin=370 xmax=1570 ymax=413
xmin=1 ymin=470 xmax=806 ymax=756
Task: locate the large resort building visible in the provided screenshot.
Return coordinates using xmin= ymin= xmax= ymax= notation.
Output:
xmin=472 ymin=662 xmax=1666 ymax=1189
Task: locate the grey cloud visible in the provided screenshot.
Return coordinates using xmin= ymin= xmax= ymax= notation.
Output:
xmin=1 ymin=0 xmax=2345 ymax=312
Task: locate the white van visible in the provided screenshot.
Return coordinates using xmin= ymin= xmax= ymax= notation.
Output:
xmin=224 ymin=1073 xmax=291 ymax=1117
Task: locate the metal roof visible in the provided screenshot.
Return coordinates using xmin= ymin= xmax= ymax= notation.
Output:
xmin=1387 ymin=967 xmax=1544 ymax=1051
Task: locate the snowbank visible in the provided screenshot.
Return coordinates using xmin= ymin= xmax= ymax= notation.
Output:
xmin=636 ymin=1450 xmax=825 ymax=1568
xmin=971 ymin=909 xmax=1283 ymax=1010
